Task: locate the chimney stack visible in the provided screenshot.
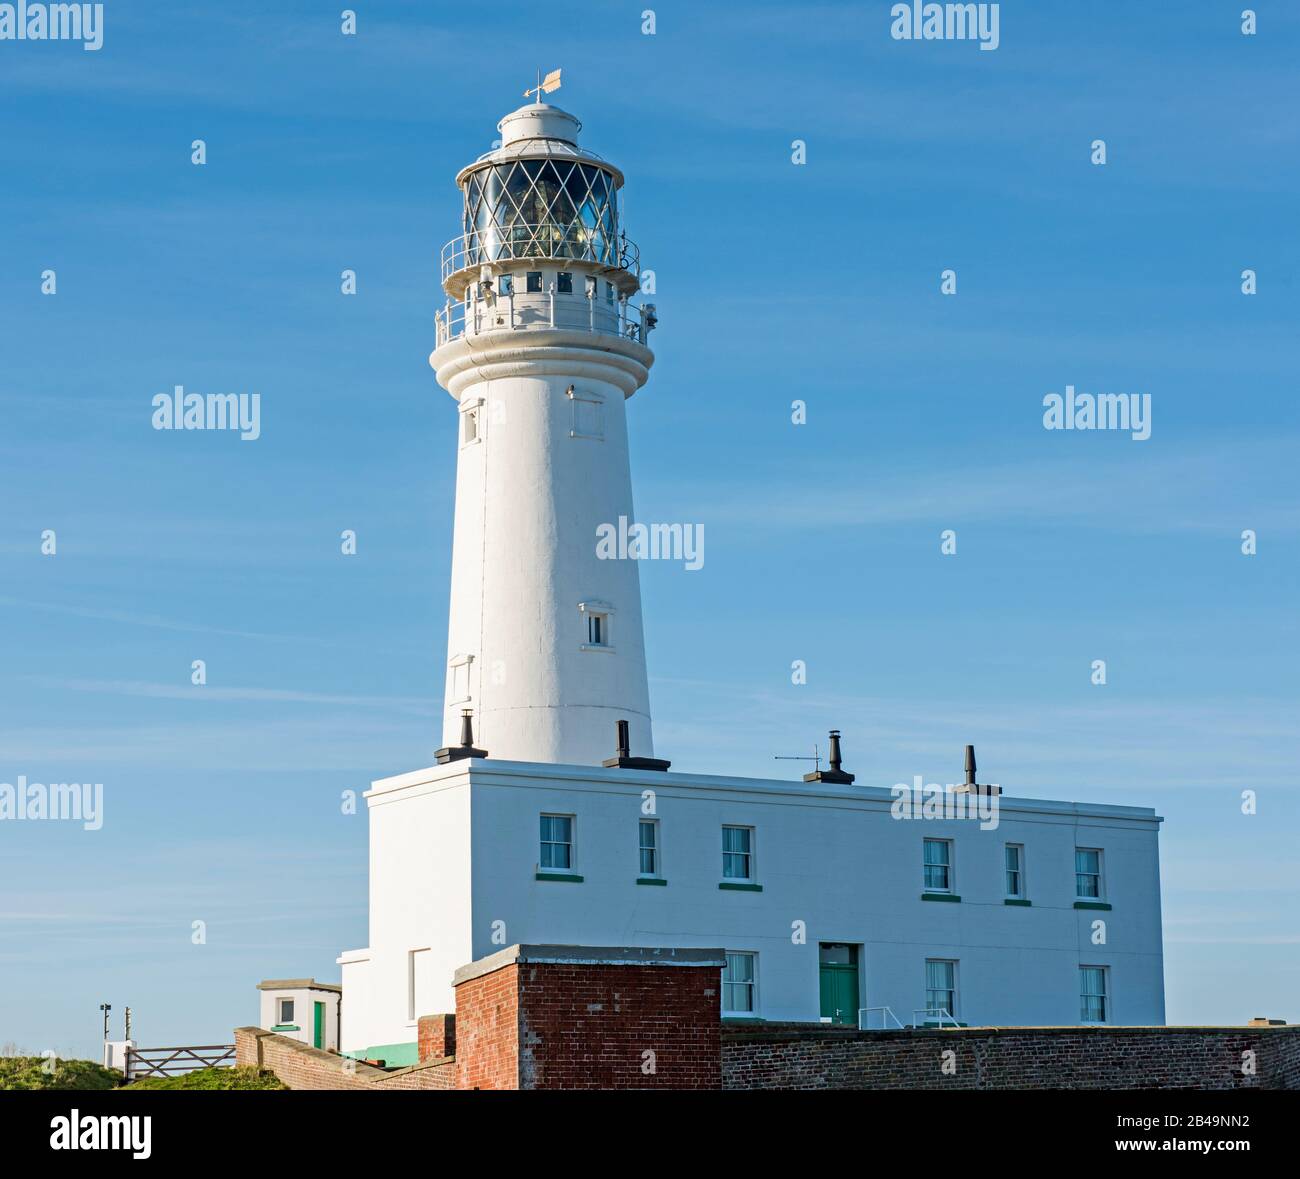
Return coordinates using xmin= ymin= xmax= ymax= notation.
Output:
xmin=804 ymin=729 xmax=856 ymax=785
xmin=953 ymin=743 xmax=1001 ymax=796
xmin=434 ymin=709 xmax=490 ymax=764
xmin=602 ymin=719 xmax=671 ymax=772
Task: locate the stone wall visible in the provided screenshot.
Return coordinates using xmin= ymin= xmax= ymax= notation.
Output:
xmin=239 ymin=943 xmax=1300 ymax=1091
xmin=721 ymin=1024 xmax=1300 ymax=1090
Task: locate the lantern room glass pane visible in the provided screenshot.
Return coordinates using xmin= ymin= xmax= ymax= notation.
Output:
xmin=460 ymin=160 xmax=621 ymax=270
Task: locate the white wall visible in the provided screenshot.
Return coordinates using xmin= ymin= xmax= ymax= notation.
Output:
xmin=463 ymin=763 xmax=1165 ymax=1027
xmin=339 ymin=769 xmax=474 ymax=1054
xmin=437 ymin=363 xmax=654 ymax=767
xmin=351 ymin=759 xmax=1165 ymax=1046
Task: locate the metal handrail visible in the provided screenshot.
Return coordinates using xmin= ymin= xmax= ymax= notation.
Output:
xmin=858 ymin=1006 xmax=906 ymax=1030
xmin=440 ymin=223 xmax=640 ymax=284
xmin=434 ymin=287 xmax=656 ymax=349
xmin=469 ymin=144 xmax=613 ymax=167
xmin=911 ymin=1007 xmax=960 ymax=1028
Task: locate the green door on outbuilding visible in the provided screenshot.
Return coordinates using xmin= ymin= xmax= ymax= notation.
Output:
xmin=313 ymin=1001 xmax=325 ymax=1049
xmin=818 ymin=943 xmax=859 ymax=1026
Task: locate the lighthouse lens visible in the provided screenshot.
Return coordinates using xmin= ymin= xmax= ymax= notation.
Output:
xmin=460 ymin=160 xmax=618 ymax=270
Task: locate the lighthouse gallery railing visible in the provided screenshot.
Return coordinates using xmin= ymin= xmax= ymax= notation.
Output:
xmin=440 ymin=223 xmax=640 ymax=286
xmin=435 ymin=291 xmax=654 ymax=348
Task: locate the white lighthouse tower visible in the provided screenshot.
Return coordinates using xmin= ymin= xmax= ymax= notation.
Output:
xmin=429 ymin=87 xmax=659 ymax=767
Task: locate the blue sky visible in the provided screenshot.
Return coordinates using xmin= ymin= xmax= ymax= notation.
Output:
xmin=1 ymin=2 xmax=1296 ymax=1059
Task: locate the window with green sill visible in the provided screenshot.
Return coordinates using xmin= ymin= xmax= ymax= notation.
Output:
xmin=540 ymin=813 xmax=573 ymax=872
xmin=722 ymin=825 xmax=753 ymax=882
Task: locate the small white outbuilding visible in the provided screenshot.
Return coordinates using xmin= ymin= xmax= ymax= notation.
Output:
xmin=256 ymin=979 xmax=340 ymax=1052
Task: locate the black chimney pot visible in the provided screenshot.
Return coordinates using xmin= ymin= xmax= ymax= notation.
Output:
xmin=602 ymin=719 xmax=671 ymax=772
xmin=804 ymin=729 xmax=856 ymax=785
xmin=434 ymin=709 xmax=489 ymax=765
xmin=956 ymin=743 xmax=1002 ymax=796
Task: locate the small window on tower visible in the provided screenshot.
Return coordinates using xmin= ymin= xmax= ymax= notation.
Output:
xmin=579 ymin=601 xmax=614 ymax=651
xmin=448 ymin=654 xmax=474 ymax=704
xmin=526 ymin=271 xmax=543 ymax=293
xmin=556 ymin=271 xmax=573 ymax=293
xmin=499 ymin=274 xmax=514 ymax=296
xmin=605 ymin=281 xmax=614 ymax=304
xmin=460 ymin=398 xmax=483 ymax=447
xmin=568 ymin=386 xmax=605 ymax=440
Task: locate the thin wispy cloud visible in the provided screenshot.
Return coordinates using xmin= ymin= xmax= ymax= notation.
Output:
xmin=37 ymin=677 xmax=435 ymax=714
xmin=643 ymin=439 xmax=1300 ymax=536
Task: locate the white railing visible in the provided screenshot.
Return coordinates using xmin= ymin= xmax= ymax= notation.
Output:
xmin=911 ymin=1007 xmax=960 ymax=1028
xmin=435 ymin=289 xmax=656 ymax=348
xmin=858 ymin=1006 xmax=906 ymax=1030
xmin=440 ymin=223 xmax=640 ymax=285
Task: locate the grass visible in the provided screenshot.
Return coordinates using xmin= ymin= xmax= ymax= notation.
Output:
xmin=124 ymin=1066 xmax=286 ymax=1090
xmin=0 ymin=1055 xmax=121 ymax=1091
xmin=0 ymin=1051 xmax=285 ymax=1091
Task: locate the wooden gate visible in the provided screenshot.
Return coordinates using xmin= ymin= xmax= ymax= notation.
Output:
xmin=125 ymin=1044 xmax=235 ymax=1079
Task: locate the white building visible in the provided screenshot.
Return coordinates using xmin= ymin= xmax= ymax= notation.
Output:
xmin=336 ymin=92 xmax=1166 ymax=1062
xmin=257 ymin=979 xmax=340 ymax=1052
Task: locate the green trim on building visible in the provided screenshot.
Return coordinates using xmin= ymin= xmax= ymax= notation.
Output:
xmin=719 ymin=882 xmax=763 ymax=892
xmin=536 ymin=872 xmax=584 ymax=883
xmin=271 ymin=1024 xmax=300 ymax=1032
xmin=921 ymin=892 xmax=961 ymax=902
xmin=1004 ymin=898 xmax=1032 ymax=906
xmin=348 ymin=1040 xmax=418 ymax=1067
xmin=636 ymin=877 xmax=667 ymax=886
xmin=1074 ymin=900 xmax=1112 ymax=910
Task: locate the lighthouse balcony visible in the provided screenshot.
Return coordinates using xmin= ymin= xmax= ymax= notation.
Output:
xmin=435 ymin=289 xmax=657 ymax=348
xmin=440 ymin=224 xmax=640 ymax=298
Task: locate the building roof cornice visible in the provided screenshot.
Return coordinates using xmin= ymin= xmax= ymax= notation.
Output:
xmin=366 ymin=758 xmax=1163 ymax=826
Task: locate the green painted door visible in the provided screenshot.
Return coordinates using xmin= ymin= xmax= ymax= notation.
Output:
xmin=818 ymin=943 xmax=859 ymax=1026
xmin=313 ymin=1001 xmax=325 ymax=1049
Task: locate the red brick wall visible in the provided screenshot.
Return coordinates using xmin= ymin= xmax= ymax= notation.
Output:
xmin=453 ymin=963 xmax=520 ymax=1090
xmin=452 ymin=960 xmax=721 ymax=1090
xmin=240 ymin=998 xmax=1300 ymax=1092
xmin=372 ymin=1059 xmax=457 ymax=1090
xmin=418 ymin=1014 xmax=456 ymax=1061
xmin=721 ymin=1025 xmax=1300 ymax=1090
xmin=235 ymin=1027 xmax=455 ymax=1090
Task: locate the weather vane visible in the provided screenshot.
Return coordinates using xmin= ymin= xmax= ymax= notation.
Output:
xmin=524 ymin=67 xmax=562 ymax=104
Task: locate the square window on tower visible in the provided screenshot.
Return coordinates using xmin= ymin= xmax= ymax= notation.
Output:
xmin=556 ymin=271 xmax=573 ymax=293
xmin=460 ymin=398 xmax=483 ymax=447
xmin=568 ymin=386 xmax=605 ymax=440
xmin=526 ymin=271 xmax=543 ymax=293
xmin=447 ymin=653 xmax=474 ymax=704
xmin=499 ymin=274 xmax=514 ymax=296
xmin=579 ymin=601 xmax=614 ymax=651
